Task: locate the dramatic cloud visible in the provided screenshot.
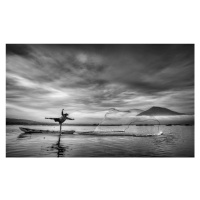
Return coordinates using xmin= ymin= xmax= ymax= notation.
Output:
xmin=6 ymin=44 xmax=194 ymax=122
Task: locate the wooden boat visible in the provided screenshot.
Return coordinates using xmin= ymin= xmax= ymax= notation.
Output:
xmin=19 ymin=127 xmax=163 ymax=136
xmin=19 ymin=127 xmax=75 ymax=134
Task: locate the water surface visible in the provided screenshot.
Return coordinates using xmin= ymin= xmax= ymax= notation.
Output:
xmin=6 ymin=125 xmax=194 ymax=157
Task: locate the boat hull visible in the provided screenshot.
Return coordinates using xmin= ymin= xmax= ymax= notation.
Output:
xmin=19 ymin=127 xmax=163 ymax=136
xmin=19 ymin=127 xmax=75 ymax=134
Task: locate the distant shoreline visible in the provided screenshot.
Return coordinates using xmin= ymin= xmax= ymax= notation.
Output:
xmin=6 ymin=116 xmax=194 ymax=126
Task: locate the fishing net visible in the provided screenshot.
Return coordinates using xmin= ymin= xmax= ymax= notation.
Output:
xmin=93 ymin=108 xmax=161 ymax=136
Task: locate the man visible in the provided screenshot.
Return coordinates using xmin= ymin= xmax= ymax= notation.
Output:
xmin=45 ymin=109 xmax=74 ymax=132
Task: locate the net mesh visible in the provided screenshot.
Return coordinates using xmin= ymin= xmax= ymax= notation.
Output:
xmin=93 ymin=108 xmax=161 ymax=136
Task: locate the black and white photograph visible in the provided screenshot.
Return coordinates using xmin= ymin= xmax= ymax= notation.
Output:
xmin=1 ymin=1 xmax=200 ymax=200
xmin=6 ymin=44 xmax=194 ymax=157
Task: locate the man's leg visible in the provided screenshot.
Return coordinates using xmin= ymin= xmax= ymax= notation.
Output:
xmin=59 ymin=123 xmax=62 ymax=133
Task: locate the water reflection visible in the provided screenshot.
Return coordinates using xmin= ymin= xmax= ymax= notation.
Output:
xmin=42 ymin=133 xmax=68 ymax=157
xmin=7 ymin=125 xmax=194 ymax=157
xmin=18 ymin=133 xmax=32 ymax=139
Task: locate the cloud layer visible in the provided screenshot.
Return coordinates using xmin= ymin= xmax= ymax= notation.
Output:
xmin=6 ymin=44 xmax=194 ymax=122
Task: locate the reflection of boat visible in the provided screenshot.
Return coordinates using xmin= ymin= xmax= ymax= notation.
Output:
xmin=19 ymin=127 xmax=75 ymax=134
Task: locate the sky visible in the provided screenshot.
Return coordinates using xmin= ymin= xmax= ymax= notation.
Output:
xmin=6 ymin=44 xmax=194 ymax=123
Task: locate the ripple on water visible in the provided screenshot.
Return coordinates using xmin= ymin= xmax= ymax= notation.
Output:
xmin=6 ymin=125 xmax=194 ymax=157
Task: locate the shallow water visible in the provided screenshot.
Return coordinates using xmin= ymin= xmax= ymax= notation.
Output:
xmin=6 ymin=125 xmax=194 ymax=157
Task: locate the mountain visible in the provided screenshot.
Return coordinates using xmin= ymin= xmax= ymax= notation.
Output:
xmin=137 ymin=106 xmax=185 ymax=116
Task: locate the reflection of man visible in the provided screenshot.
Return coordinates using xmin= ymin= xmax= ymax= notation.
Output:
xmin=45 ymin=109 xmax=74 ymax=132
